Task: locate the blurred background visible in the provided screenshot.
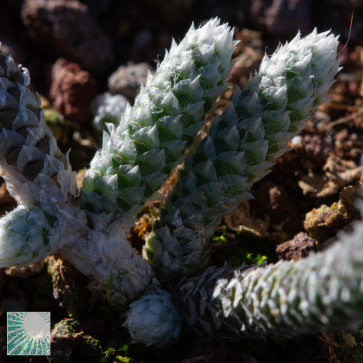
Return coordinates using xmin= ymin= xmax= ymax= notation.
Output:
xmin=0 ymin=0 xmax=359 ymax=92
xmin=1 ymin=2 xmax=363 ymax=362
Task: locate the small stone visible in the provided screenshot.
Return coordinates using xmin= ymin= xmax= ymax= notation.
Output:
xmin=303 ymin=134 xmax=333 ymax=166
xmin=304 ymin=185 xmax=362 ymax=242
xmin=50 ymin=58 xmax=97 ymax=122
xmin=50 ymin=319 xmax=77 ymax=361
xmin=276 ymin=232 xmax=317 ymax=261
xmin=108 ymin=62 xmax=153 ymax=102
xmin=21 ymin=0 xmax=114 ymax=74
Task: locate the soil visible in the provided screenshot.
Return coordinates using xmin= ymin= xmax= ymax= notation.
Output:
xmin=0 ymin=1 xmax=362 ymax=362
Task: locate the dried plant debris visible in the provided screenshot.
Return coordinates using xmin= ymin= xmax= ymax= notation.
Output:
xmin=5 ymin=260 xmax=44 ymax=278
xmin=298 ymin=155 xmax=363 ymax=198
xmin=47 ymin=256 xmax=96 ymax=319
xmin=224 ymin=200 xmax=269 ymax=238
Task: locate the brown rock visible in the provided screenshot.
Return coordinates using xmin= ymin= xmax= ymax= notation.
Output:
xmin=303 ymin=134 xmax=333 ymax=166
xmin=304 ymin=185 xmax=362 ymax=242
xmin=21 ymin=0 xmax=114 ymax=74
xmin=50 ymin=58 xmax=97 ymax=122
xmin=276 ymin=232 xmax=317 ymax=261
xmin=50 ymin=319 xmax=80 ymax=361
xmin=108 ymin=62 xmax=153 ymax=102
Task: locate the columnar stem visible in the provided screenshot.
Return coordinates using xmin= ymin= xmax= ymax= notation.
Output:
xmin=181 ymin=210 xmax=363 ymax=339
xmin=81 ymin=18 xmax=236 ymax=217
xmin=146 ymin=29 xmax=340 ymax=278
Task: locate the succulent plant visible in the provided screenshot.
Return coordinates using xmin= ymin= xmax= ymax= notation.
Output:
xmin=124 ymin=290 xmax=182 ymax=347
xmin=1 ymin=17 xmax=362 ymax=350
xmin=145 ymin=30 xmax=341 ymax=278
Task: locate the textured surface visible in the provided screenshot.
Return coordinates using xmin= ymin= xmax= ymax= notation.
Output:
xmin=124 ymin=290 xmax=181 ymax=347
xmin=0 ymin=206 xmax=57 ymax=267
xmin=81 ymin=18 xmax=236 ymax=217
xmin=21 ymin=0 xmax=114 ymax=74
xmin=0 ymin=48 xmax=77 ymax=215
xmin=181 ymin=201 xmax=363 ymax=339
xmin=146 ymin=29 xmax=340 ymax=278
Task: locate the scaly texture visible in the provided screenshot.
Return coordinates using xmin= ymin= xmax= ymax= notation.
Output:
xmin=81 ymin=18 xmax=235 ymax=217
xmin=145 ymin=29 xmax=340 ymax=278
xmin=59 ymin=216 xmax=157 ymax=306
xmin=181 ymin=201 xmax=363 ymax=339
xmin=0 ymin=47 xmax=77 ymax=216
xmin=124 ymin=290 xmax=182 ymax=347
xmin=0 ymin=206 xmax=58 ymax=267
xmin=0 ymin=48 xmax=154 ymax=301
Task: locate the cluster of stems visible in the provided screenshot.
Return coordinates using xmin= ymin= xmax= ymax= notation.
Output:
xmin=1 ymin=18 xmax=362 ymax=349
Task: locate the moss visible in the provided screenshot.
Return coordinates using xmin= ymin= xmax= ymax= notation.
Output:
xmin=226 ymin=246 xmax=267 ymax=267
xmin=114 ymin=356 xmax=140 ymax=363
xmin=51 ymin=319 xmax=103 ymax=363
xmin=334 ymin=331 xmax=363 ymax=363
xmin=55 ymin=319 xmax=81 ymax=334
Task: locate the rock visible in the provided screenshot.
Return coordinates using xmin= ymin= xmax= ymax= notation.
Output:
xmin=304 ymin=185 xmax=362 ymax=242
xmin=108 ymin=62 xmax=153 ymax=102
xmin=50 ymin=319 xmax=77 ymax=362
xmin=303 ymin=134 xmax=333 ymax=166
xmin=248 ymin=0 xmax=313 ymax=36
xmin=50 ymin=58 xmax=97 ymax=122
xmin=50 ymin=319 xmax=103 ymax=363
xmin=276 ymin=232 xmax=317 ymax=261
xmin=21 ymin=0 xmax=114 ymax=74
